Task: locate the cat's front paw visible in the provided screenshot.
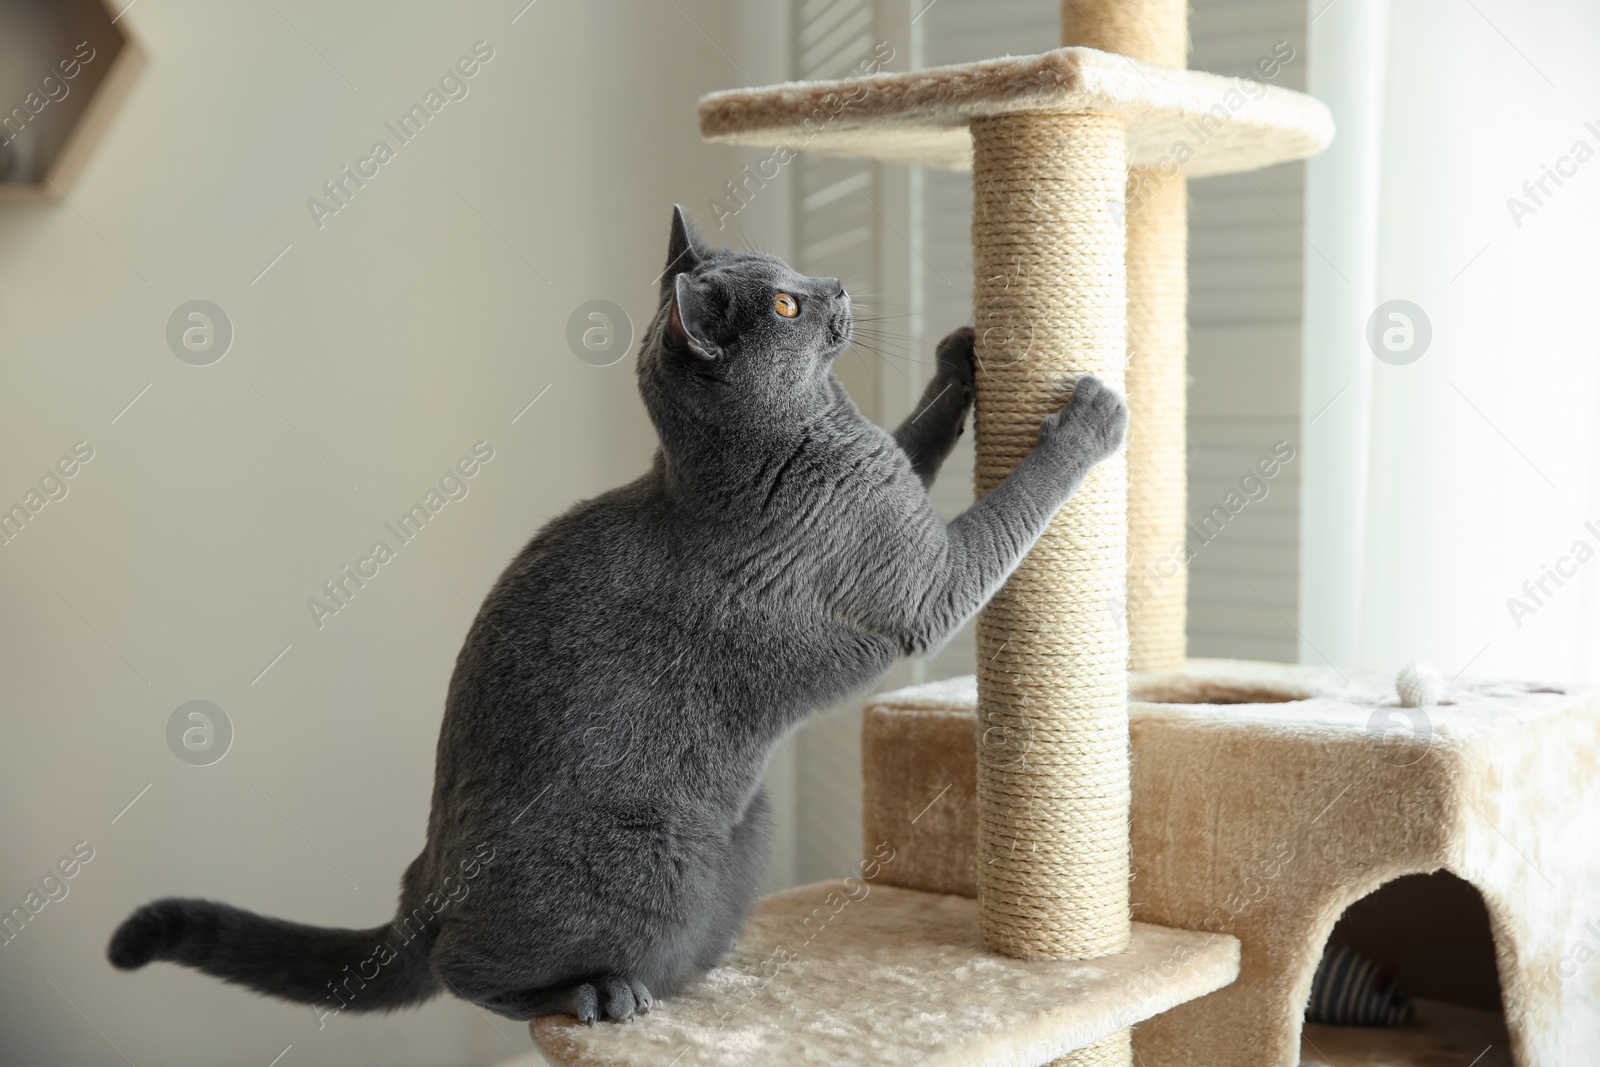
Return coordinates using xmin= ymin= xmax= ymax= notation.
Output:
xmin=1038 ymin=375 xmax=1127 ymax=467
xmin=566 ymin=975 xmax=654 ymax=1024
xmin=933 ymin=326 xmax=976 ymax=406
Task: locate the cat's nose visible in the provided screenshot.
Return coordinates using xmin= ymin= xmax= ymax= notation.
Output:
xmin=822 ymin=278 xmax=845 ymax=298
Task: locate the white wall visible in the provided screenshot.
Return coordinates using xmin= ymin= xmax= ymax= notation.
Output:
xmin=0 ymin=1 xmax=771 ymax=1064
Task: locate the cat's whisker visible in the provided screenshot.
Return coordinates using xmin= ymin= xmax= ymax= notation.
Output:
xmin=847 ymin=304 xmax=915 ymax=316
xmin=851 ymin=331 xmax=928 ymax=357
xmin=853 ymin=345 xmax=927 ymax=367
xmin=849 ymin=342 xmax=915 ymax=383
xmin=839 ymin=292 xmax=913 ymax=306
xmin=851 ymin=326 xmax=925 ymax=348
xmin=848 ymin=338 xmax=933 ymax=374
xmin=845 ymin=343 xmax=873 ymax=378
xmin=852 ymin=326 xmax=921 ymax=342
xmin=730 ymin=218 xmax=759 ymax=254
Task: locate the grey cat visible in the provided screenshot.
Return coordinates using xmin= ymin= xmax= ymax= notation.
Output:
xmin=108 ymin=206 xmax=1127 ymax=1025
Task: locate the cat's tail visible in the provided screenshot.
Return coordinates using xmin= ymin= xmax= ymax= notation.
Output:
xmin=107 ymin=897 xmax=441 ymax=1013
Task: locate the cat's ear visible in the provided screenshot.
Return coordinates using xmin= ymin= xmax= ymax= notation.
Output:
xmin=663 ymin=206 xmax=716 ymax=360
xmin=669 ymin=273 xmax=717 ymax=361
xmin=664 ymin=204 xmax=706 ymax=283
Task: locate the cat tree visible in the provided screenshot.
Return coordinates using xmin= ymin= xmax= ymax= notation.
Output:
xmin=532 ymin=0 xmax=1600 ymax=1062
xmin=530 ymin=1 xmax=1354 ymax=1064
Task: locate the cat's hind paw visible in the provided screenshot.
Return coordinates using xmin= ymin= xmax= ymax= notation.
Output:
xmin=566 ymin=975 xmax=654 ymax=1024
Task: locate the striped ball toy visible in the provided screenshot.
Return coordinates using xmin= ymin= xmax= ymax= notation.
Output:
xmin=1306 ymin=944 xmax=1416 ymax=1027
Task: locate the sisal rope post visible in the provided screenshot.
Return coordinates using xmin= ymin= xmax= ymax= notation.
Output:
xmin=1122 ymin=173 xmax=1187 ymax=670
xmin=1065 ymin=0 xmax=1190 ymax=672
xmin=1052 ymin=1028 xmax=1133 ymax=1067
xmin=968 ymin=9 xmax=1186 ymax=1067
xmin=971 ymin=112 xmax=1131 ymax=963
xmin=1061 ymin=0 xmax=1186 ymax=67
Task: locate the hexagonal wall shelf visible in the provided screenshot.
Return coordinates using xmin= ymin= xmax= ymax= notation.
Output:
xmin=0 ymin=0 xmax=144 ymax=199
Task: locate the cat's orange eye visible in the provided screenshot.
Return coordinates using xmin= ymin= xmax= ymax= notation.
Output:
xmin=774 ymin=293 xmax=799 ymax=318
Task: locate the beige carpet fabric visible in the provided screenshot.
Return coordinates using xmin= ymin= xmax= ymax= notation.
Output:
xmin=532 ymin=883 xmax=1238 ymax=1067
xmin=697 ymin=47 xmax=1333 ymax=177
xmin=861 ymin=661 xmax=1600 ymax=1067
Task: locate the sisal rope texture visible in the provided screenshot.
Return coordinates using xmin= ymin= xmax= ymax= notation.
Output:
xmin=971 ymin=111 xmax=1132 ymax=964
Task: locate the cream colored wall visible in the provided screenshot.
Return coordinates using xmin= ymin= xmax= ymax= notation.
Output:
xmin=0 ymin=1 xmax=779 ymax=1064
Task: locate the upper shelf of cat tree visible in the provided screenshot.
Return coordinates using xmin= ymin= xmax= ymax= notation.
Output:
xmin=699 ymin=47 xmax=1333 ymax=177
xmin=531 ymin=880 xmax=1239 ymax=1067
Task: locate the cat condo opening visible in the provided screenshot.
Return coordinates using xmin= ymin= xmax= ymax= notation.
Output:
xmin=1301 ymin=872 xmax=1511 ymax=1067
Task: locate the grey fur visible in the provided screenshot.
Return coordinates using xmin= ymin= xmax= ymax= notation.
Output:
xmin=108 ymin=205 xmax=1127 ymax=1024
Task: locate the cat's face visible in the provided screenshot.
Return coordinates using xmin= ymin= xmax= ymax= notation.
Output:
xmin=640 ymin=206 xmax=852 ymax=422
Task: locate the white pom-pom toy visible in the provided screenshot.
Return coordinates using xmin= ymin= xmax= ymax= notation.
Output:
xmin=1397 ymin=661 xmax=1445 ymax=708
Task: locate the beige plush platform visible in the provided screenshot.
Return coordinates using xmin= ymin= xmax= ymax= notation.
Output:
xmin=698 ymin=47 xmax=1333 ymax=176
xmin=531 ymin=881 xmax=1239 ymax=1067
xmin=863 ymin=660 xmax=1600 ymax=1067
